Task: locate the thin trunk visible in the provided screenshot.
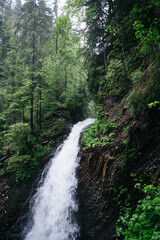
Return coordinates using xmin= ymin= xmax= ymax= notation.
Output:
xmin=30 ymin=67 xmax=34 ymax=131
xmin=36 ymin=75 xmax=39 ymax=127
xmin=36 ymin=92 xmax=39 ymax=127
xmin=31 ymin=32 xmax=35 ymax=131
xmin=13 ymin=112 xmax=16 ymax=124
xmin=2 ymin=37 xmax=5 ymax=60
xmin=22 ymin=107 xmax=25 ymax=122
xmin=56 ymin=37 xmax=58 ymax=54
xmin=54 ymin=0 xmax=58 ymax=54
xmin=20 ymin=110 xmax=22 ymax=122
xmin=121 ymin=39 xmax=127 ymax=75
xmin=100 ymin=3 xmax=106 ymax=69
xmin=39 ymin=86 xmax=42 ymax=130
xmin=39 ymin=78 xmax=42 ymax=130
xmin=64 ymin=42 xmax=67 ymax=89
xmin=103 ymin=40 xmax=106 ymax=69
xmin=31 ymin=3 xmax=36 ymax=131
xmin=65 ymin=65 xmax=67 ymax=89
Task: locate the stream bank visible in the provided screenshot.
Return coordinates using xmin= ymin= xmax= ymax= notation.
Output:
xmin=0 ymin=110 xmax=71 ymax=240
xmin=77 ymin=98 xmax=160 ymax=240
xmin=0 ymin=102 xmax=160 ymax=240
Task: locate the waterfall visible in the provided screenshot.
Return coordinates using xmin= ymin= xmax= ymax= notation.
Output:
xmin=23 ymin=118 xmax=95 ymax=240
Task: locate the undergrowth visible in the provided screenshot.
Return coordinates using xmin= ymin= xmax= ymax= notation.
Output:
xmin=82 ymin=119 xmax=117 ymax=150
xmin=40 ymin=119 xmax=66 ymax=139
xmin=1 ymin=123 xmax=51 ymax=182
xmin=116 ymin=184 xmax=160 ymax=240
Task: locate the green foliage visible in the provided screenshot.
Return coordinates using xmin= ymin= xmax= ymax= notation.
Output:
xmin=69 ymin=0 xmax=160 ymax=117
xmin=86 ymin=100 xmax=96 ymax=118
xmin=5 ymin=143 xmax=50 ymax=182
xmin=148 ymin=101 xmax=160 ymax=109
xmin=42 ymin=12 xmax=89 ymax=123
xmin=4 ymin=123 xmax=33 ymax=155
xmin=2 ymin=122 xmax=50 ymax=182
xmin=0 ymin=0 xmax=91 ymax=183
xmin=41 ymin=119 xmax=66 ymax=139
xmin=128 ymin=63 xmax=160 ymax=114
xmin=99 ymin=59 xmax=129 ymax=99
xmin=81 ymin=120 xmax=99 ymax=149
xmin=113 ymin=185 xmax=131 ymax=208
xmin=116 ymin=185 xmax=160 ymax=240
xmin=82 ymin=119 xmax=117 ymax=150
xmin=6 ymin=154 xmax=35 ymax=182
xmin=133 ymin=19 xmax=160 ymax=56
xmin=116 ymin=146 xmax=139 ymax=169
xmin=101 ymin=121 xmax=117 ymax=135
xmin=131 ymin=69 xmax=142 ymax=84
xmin=43 ymin=102 xmax=62 ymax=120
xmin=64 ymin=84 xmax=88 ymax=122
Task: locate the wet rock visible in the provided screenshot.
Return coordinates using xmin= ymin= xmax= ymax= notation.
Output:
xmin=77 ymin=104 xmax=160 ymax=240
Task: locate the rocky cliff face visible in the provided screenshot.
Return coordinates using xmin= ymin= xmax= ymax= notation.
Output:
xmin=77 ymin=100 xmax=160 ymax=240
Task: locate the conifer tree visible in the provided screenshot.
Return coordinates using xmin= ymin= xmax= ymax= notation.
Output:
xmin=16 ymin=0 xmax=52 ymax=130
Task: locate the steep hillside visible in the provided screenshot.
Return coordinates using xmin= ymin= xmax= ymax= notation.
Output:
xmin=78 ymin=96 xmax=160 ymax=239
xmin=0 ymin=0 xmax=160 ymax=239
xmin=72 ymin=1 xmax=160 ymax=238
xmin=77 ymin=93 xmax=160 ymax=239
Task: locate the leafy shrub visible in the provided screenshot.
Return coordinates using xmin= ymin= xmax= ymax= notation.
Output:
xmin=4 ymin=122 xmax=34 ymax=155
xmin=131 ymin=69 xmax=142 ymax=84
xmin=43 ymin=101 xmax=62 ymax=120
xmin=41 ymin=119 xmax=66 ymax=139
xmin=148 ymin=101 xmax=160 ymax=109
xmin=82 ymin=119 xmax=117 ymax=150
xmin=133 ymin=19 xmax=160 ymax=56
xmin=0 ymin=146 xmax=3 ymax=158
xmin=103 ymin=59 xmax=128 ymax=98
xmin=116 ymin=185 xmax=160 ymax=240
xmin=128 ymin=63 xmax=160 ymax=114
xmin=3 ymin=123 xmax=50 ymax=181
xmin=5 ymin=144 xmax=50 ymax=182
xmin=101 ymin=121 xmax=117 ymax=135
xmin=6 ymin=154 xmax=35 ymax=182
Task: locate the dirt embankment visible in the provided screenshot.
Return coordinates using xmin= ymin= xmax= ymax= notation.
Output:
xmin=77 ymin=99 xmax=160 ymax=240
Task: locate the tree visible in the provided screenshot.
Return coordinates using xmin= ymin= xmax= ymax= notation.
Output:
xmin=16 ymin=0 xmax=52 ymax=130
xmin=52 ymin=0 xmax=59 ymax=53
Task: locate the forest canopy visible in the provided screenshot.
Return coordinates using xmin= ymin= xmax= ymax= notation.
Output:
xmin=0 ymin=0 xmax=91 ymax=180
xmin=0 ymin=0 xmax=160 ymax=181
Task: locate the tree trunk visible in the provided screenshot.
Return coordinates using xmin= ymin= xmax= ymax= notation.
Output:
xmin=30 ymin=89 xmax=34 ymax=131
xmin=56 ymin=37 xmax=58 ymax=54
xmin=36 ymin=92 xmax=39 ymax=127
xmin=30 ymin=3 xmax=36 ymax=131
xmin=39 ymin=83 xmax=42 ymax=130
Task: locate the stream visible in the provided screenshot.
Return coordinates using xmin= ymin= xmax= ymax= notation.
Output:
xmin=22 ymin=118 xmax=94 ymax=240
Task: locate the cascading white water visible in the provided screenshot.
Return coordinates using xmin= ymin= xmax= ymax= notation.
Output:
xmin=24 ymin=118 xmax=95 ymax=240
